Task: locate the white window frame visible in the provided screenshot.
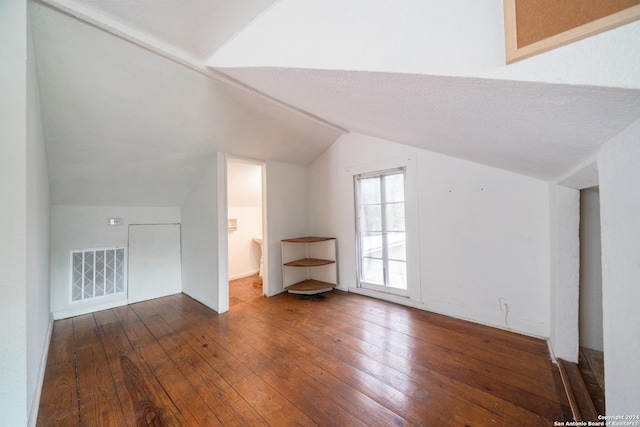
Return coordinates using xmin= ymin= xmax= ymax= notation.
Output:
xmin=347 ymin=156 xmax=422 ymax=303
xmin=69 ymin=247 xmax=128 ymax=303
xmin=355 ymin=167 xmax=408 ymax=296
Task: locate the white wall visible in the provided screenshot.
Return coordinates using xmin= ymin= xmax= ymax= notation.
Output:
xmin=265 ymin=160 xmax=309 ymax=296
xmin=579 ymin=189 xmax=603 ymax=352
xmin=181 ymin=155 xmax=222 ymax=311
xmin=598 ymin=118 xmax=640 ymax=415
xmin=309 ymin=133 xmax=550 ymax=337
xmin=185 ymin=155 xmax=309 ymax=308
xmin=128 ymin=224 xmax=182 ymax=304
xmin=228 ymin=206 xmax=262 ymax=278
xmin=210 ymin=0 xmax=640 ymax=90
xmin=227 ymin=159 xmax=262 ymax=279
xmin=1 ymin=1 xmax=51 ymax=424
xmin=1 ymin=1 xmax=28 ymax=424
xmin=548 ymin=185 xmax=580 ymax=362
xmin=50 ymin=205 xmax=180 ymax=319
xmin=26 ymin=10 xmax=51 ymax=426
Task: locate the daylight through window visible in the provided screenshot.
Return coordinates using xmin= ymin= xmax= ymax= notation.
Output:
xmin=355 ymin=167 xmax=407 ymax=294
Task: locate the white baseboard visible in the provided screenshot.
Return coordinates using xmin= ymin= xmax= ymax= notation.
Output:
xmin=547 ymin=339 xmax=557 ymax=362
xmin=28 ymin=314 xmax=54 ymax=427
xmin=228 ymin=269 xmax=260 ymax=281
xmin=52 ymin=295 xmax=128 ymax=320
xmin=347 ymin=286 xmax=548 ymax=340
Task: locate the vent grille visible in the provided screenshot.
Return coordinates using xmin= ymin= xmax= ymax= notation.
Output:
xmin=71 ymin=248 xmax=126 ymax=302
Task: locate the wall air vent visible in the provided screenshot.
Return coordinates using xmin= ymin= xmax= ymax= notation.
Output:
xmin=70 ymin=247 xmax=127 ymax=302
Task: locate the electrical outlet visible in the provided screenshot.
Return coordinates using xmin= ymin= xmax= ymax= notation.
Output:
xmin=499 ymin=297 xmax=509 ymax=312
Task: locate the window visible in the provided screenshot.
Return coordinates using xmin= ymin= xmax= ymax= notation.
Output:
xmin=355 ymin=168 xmax=407 ymax=295
xmin=71 ymin=248 xmax=126 ymax=302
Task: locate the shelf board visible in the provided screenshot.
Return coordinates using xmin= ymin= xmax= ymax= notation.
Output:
xmin=286 ymin=279 xmax=335 ymax=295
xmin=284 ymin=258 xmax=336 ymax=267
xmin=281 ymin=237 xmax=336 ymax=243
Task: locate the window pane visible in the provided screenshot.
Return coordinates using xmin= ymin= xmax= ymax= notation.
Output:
xmin=385 ymin=173 xmax=405 ymax=203
xmin=387 ymin=232 xmax=406 ymax=261
xmin=360 ymin=205 xmax=381 ymax=231
xmin=361 ymin=231 xmax=383 ymax=258
xmin=359 ymin=177 xmax=380 ymax=204
xmin=355 ymin=168 xmax=408 ymax=294
xmin=362 ymin=257 xmax=384 ymax=285
xmin=388 ymin=260 xmax=407 ymax=289
xmin=386 ymin=202 xmax=405 ymax=232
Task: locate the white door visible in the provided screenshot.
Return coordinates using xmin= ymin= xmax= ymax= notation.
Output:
xmin=128 ymin=224 xmax=182 ymax=304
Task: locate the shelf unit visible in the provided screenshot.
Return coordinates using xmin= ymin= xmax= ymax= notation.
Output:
xmin=281 ymin=237 xmax=337 ymax=295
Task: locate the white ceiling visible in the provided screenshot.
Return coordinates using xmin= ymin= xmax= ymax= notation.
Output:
xmin=48 ymin=0 xmax=280 ymax=61
xmin=30 ymin=0 xmax=640 ymax=206
xmin=30 ymin=1 xmax=341 ymax=206
xmin=215 ymin=67 xmax=640 ymax=180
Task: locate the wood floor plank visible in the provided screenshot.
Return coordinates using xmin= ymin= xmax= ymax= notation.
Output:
xmin=320 ymin=292 xmax=552 ymax=382
xmin=187 ymin=295 xmax=505 ymax=426
xmin=336 ymin=292 xmax=549 ymax=355
xmin=158 ymin=292 xmax=404 ymax=425
xmin=45 ymin=318 xmax=75 ymax=365
xmin=38 ymin=284 xmax=571 ymax=426
xmin=93 ymin=308 xmax=200 ymax=426
xmin=112 ymin=305 xmax=226 ymax=426
xmin=305 ymin=293 xmax=557 ymax=404
xmin=579 ymin=347 xmax=606 ymax=416
xmin=36 ymin=319 xmax=79 ymax=427
xmin=152 ymin=295 xmax=412 ymax=427
xmin=131 ymin=301 xmax=274 ymax=427
xmin=143 ymin=296 xmax=336 ymax=427
xmin=72 ymin=314 xmax=128 ymax=426
xmin=255 ymin=290 xmax=559 ymax=403
xmin=233 ymin=294 xmax=554 ymax=426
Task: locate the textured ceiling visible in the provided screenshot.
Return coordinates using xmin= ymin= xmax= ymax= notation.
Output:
xmin=29 ymin=0 xmax=640 ymax=207
xmin=214 ymin=67 xmax=640 ymax=180
xmin=30 ymin=2 xmax=341 ymax=206
xmin=47 ymin=0 xmax=280 ymax=60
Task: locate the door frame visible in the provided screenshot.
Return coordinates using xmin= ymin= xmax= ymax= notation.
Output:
xmin=220 ymin=155 xmax=269 ymax=310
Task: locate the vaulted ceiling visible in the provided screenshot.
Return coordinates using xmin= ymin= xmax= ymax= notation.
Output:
xmin=30 ymin=0 xmax=640 ymax=206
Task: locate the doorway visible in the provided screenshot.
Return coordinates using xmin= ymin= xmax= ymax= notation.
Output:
xmin=226 ymin=157 xmax=266 ymax=306
xmin=578 ymin=187 xmax=605 ymax=413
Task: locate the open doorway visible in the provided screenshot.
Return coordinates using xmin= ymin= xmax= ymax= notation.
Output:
xmin=226 ymin=157 xmax=266 ymax=307
xmin=578 ymin=187 xmax=605 ymax=413
xmin=554 ymin=160 xmax=605 ymax=419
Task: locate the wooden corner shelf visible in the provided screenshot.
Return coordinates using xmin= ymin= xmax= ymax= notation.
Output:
xmin=285 ymin=279 xmax=335 ymax=295
xmin=281 ymin=237 xmax=337 ymax=295
xmin=282 ymin=237 xmax=335 ymax=243
xmin=284 ymin=258 xmax=336 ymax=267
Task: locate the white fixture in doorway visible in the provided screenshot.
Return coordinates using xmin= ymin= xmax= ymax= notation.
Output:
xmin=253 ymin=235 xmax=263 ymax=276
xmin=226 ymin=157 xmax=266 ymax=292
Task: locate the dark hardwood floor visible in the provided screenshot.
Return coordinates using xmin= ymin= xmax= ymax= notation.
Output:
xmin=229 ymin=274 xmax=263 ymax=307
xmin=579 ymin=347 xmax=605 ymax=416
xmin=37 ymin=281 xmax=571 ymax=426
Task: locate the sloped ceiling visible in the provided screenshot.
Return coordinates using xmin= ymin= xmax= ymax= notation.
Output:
xmin=214 ymin=67 xmax=640 ymax=180
xmin=30 ymin=1 xmax=342 ymax=206
xmin=30 ymin=0 xmax=640 ymax=206
xmin=77 ymin=0 xmax=279 ymax=60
